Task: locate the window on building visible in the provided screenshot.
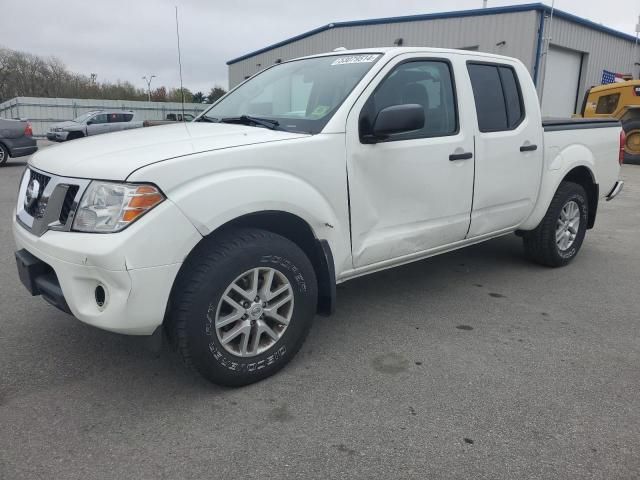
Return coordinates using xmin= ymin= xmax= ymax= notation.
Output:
xmin=467 ymin=63 xmax=525 ymax=132
xmin=595 ymin=93 xmax=620 ymax=114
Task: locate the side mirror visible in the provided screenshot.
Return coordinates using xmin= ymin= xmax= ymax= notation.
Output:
xmin=362 ymin=104 xmax=425 ymax=143
xmin=86 ymin=120 xmax=93 ymax=125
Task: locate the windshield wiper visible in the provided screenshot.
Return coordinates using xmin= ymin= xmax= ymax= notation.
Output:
xmin=219 ymin=115 xmax=280 ymax=130
xmin=195 ymin=115 xmax=218 ymax=123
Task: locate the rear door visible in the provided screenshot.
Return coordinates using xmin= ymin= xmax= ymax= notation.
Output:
xmin=346 ymin=54 xmax=476 ymax=267
xmin=465 ymin=60 xmax=543 ymax=237
xmin=108 ymin=113 xmax=134 ymax=131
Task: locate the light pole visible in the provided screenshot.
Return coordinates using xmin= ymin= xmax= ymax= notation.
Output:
xmin=142 ymin=75 xmax=156 ymax=102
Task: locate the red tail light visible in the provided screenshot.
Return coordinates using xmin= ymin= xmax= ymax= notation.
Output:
xmin=24 ymin=122 xmax=33 ymax=137
xmin=619 ymin=129 xmax=626 ymax=165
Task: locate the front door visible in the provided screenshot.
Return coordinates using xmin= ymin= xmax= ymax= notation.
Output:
xmin=346 ymin=55 xmax=475 ymax=268
xmin=85 ymin=113 xmax=110 ymax=136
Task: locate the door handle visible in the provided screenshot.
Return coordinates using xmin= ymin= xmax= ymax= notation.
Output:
xmin=520 ymin=144 xmax=538 ymax=152
xmin=449 ymin=152 xmax=473 ymax=161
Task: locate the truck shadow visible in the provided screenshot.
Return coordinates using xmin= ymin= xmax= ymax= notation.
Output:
xmin=2 ymin=233 xmax=531 ymax=405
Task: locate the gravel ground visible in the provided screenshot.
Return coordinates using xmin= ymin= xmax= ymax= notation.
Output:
xmin=1 ymin=154 xmax=639 ymax=480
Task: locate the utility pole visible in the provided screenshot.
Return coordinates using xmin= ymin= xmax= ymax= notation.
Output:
xmin=483 ymin=0 xmax=487 ymax=8
xmin=142 ymin=75 xmax=156 ymax=102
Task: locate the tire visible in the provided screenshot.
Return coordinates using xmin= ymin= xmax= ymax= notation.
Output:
xmin=623 ymin=119 xmax=640 ymax=165
xmin=66 ymin=132 xmax=84 ymax=141
xmin=168 ymin=228 xmax=318 ymax=387
xmin=522 ymin=181 xmax=588 ymax=267
xmin=0 ymin=143 xmax=9 ymax=166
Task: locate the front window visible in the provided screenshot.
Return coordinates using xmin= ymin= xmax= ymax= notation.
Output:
xmin=595 ymin=93 xmax=620 ymax=115
xmin=198 ymin=54 xmax=381 ymax=134
xmin=72 ymin=112 xmax=97 ymax=123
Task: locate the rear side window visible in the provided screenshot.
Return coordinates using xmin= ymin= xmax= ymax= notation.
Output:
xmin=595 ymin=93 xmax=620 ymax=114
xmin=467 ymin=63 xmax=525 ymax=132
xmin=123 ymin=113 xmax=134 ymax=122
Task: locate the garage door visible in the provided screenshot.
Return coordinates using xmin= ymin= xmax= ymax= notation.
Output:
xmin=541 ymin=45 xmax=583 ymax=117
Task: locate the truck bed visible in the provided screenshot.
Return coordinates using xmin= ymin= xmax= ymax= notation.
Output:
xmin=542 ymin=117 xmax=620 ymax=131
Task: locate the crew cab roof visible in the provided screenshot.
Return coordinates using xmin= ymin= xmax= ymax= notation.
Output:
xmin=289 ymin=46 xmax=524 ymax=64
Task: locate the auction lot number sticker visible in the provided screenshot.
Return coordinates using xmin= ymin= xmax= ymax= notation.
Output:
xmin=331 ymin=54 xmax=380 ymax=65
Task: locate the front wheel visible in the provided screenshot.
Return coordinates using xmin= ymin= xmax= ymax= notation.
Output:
xmin=522 ymin=181 xmax=588 ymax=267
xmin=168 ymin=228 xmax=317 ymax=386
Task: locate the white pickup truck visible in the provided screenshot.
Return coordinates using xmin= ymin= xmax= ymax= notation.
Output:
xmin=14 ymin=48 xmax=624 ymax=386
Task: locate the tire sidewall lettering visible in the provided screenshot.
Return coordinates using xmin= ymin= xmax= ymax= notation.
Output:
xmin=208 ymin=343 xmax=287 ymax=373
xmin=260 ymin=255 xmax=307 ymax=293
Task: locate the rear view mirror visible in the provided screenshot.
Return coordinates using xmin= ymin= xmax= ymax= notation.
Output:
xmin=362 ymin=104 xmax=425 ymax=143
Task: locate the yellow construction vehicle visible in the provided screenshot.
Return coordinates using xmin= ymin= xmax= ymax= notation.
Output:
xmin=578 ymin=80 xmax=640 ymax=164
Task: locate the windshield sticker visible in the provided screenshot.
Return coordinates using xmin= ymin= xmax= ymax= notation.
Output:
xmin=331 ymin=54 xmax=379 ymax=66
xmin=311 ymin=105 xmax=330 ymax=117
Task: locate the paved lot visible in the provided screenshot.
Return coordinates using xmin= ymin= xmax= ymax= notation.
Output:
xmin=1 ymin=154 xmax=639 ymax=479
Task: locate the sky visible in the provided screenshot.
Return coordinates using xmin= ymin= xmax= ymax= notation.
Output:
xmin=1 ymin=0 xmax=638 ymax=93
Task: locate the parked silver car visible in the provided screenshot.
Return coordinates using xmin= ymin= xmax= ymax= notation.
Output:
xmin=46 ymin=110 xmax=143 ymax=142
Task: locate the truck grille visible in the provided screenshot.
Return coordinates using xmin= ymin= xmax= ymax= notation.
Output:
xmin=16 ymin=167 xmax=90 ymax=237
xmin=24 ymin=170 xmax=51 ymax=217
xmin=59 ymin=185 xmax=79 ymax=224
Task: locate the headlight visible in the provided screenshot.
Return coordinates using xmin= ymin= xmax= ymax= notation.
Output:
xmin=72 ymin=181 xmax=164 ymax=233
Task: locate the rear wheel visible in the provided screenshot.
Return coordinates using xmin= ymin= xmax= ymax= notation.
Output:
xmin=523 ymin=181 xmax=588 ymax=267
xmin=0 ymin=143 xmax=9 ymax=166
xmin=168 ymin=228 xmax=317 ymax=386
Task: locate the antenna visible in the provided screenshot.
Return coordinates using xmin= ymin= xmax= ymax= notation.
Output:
xmin=175 ymin=6 xmax=185 ymax=118
xmin=538 ymin=0 xmax=556 ymax=103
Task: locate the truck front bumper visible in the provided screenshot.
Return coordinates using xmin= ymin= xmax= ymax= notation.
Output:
xmin=12 ymin=202 xmax=201 ymax=335
xmin=606 ymin=180 xmax=624 ymax=201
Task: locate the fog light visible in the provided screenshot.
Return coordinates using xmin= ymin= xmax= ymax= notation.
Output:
xmin=95 ymin=285 xmax=106 ymax=309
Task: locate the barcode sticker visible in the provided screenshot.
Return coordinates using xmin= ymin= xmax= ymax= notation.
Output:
xmin=331 ymin=54 xmax=380 ymax=65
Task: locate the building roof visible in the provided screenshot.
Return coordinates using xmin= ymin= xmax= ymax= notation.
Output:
xmin=227 ymin=2 xmax=638 ymax=65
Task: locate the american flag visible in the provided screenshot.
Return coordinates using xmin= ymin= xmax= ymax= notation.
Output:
xmin=601 ymin=70 xmax=625 ymax=84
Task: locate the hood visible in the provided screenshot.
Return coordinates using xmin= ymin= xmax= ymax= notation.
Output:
xmin=31 ymin=122 xmax=309 ymax=180
xmin=51 ymin=121 xmax=79 ymax=130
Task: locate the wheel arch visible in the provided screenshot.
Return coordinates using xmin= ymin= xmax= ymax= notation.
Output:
xmin=561 ymin=166 xmax=598 ymax=229
xmin=520 ymin=162 xmax=598 ymax=232
xmin=170 ymin=210 xmax=336 ymax=319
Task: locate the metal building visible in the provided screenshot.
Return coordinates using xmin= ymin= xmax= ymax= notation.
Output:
xmin=0 ymin=97 xmax=208 ymax=137
xmin=227 ymin=3 xmax=639 ymax=117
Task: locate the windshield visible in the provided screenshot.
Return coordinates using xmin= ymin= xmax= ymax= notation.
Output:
xmin=199 ymin=54 xmax=381 ymax=133
xmin=72 ymin=112 xmax=97 ymax=123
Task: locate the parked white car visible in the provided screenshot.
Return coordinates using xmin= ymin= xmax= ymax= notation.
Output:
xmin=46 ymin=110 xmax=143 ymax=141
xmin=15 ymin=48 xmax=623 ymax=386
